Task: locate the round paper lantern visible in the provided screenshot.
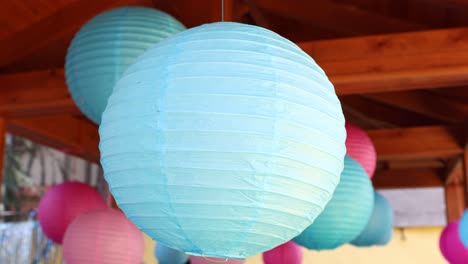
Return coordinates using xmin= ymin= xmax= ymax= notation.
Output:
xmin=440 ymin=221 xmax=468 ymax=264
xmin=263 ymin=241 xmax=303 ymax=264
xmin=293 ymin=156 xmax=373 ymax=250
xmin=63 ymin=208 xmax=144 ymax=264
xmin=190 ymin=256 xmax=245 ymax=264
xmin=65 ymin=7 xmax=185 ymax=124
xmin=38 ymin=181 xmax=106 ymax=243
xmin=460 ymin=209 xmax=468 ymax=248
xmin=345 ymin=123 xmax=376 ymax=178
xmin=351 ymin=191 xmax=394 ymax=247
xmin=156 ymin=243 xmax=189 ymax=264
xmin=99 ymin=22 xmax=346 ymax=258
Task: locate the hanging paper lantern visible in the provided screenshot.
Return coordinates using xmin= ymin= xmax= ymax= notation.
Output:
xmin=156 ymin=243 xmax=189 ymax=264
xmin=263 ymin=241 xmax=303 ymax=264
xmin=65 ymin=7 xmax=186 ymax=124
xmin=293 ymin=156 xmax=373 ymax=250
xmin=99 ymin=22 xmax=346 ymax=258
xmin=440 ymin=221 xmax=468 ymax=264
xmin=189 ymin=256 xmax=245 ymax=264
xmin=37 ymin=181 xmax=106 ymax=243
xmin=460 ymin=209 xmax=468 ymax=248
xmin=351 ymin=191 xmax=394 ymax=247
xmin=63 ymin=208 xmax=144 ymax=264
xmin=345 ymin=123 xmax=376 ymax=178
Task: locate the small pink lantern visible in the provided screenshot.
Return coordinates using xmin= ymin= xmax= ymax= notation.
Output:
xmin=190 ymin=256 xmax=245 ymax=264
xmin=439 ymin=221 xmax=468 ymax=264
xmin=345 ymin=123 xmax=376 ymax=178
xmin=263 ymin=241 xmax=303 ymax=264
xmin=63 ymin=208 xmax=144 ymax=264
xmin=38 ymin=181 xmax=106 ymax=243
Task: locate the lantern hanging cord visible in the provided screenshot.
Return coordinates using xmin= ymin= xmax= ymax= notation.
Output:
xmin=221 ymin=0 xmax=224 ymax=21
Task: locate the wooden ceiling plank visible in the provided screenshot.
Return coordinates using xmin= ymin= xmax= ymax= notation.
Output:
xmin=363 ymin=90 xmax=468 ymax=123
xmin=0 ymin=0 xmax=155 ymax=69
xmin=373 ymin=168 xmax=444 ymax=189
xmin=368 ymin=126 xmax=464 ymax=160
xmin=254 ymin=0 xmax=426 ymax=36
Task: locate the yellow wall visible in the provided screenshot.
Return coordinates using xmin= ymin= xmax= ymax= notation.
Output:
xmin=143 ymin=227 xmax=447 ymax=264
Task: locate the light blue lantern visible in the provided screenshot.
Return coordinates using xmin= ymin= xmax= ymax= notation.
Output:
xmin=156 ymin=243 xmax=189 ymax=264
xmin=65 ymin=7 xmax=185 ymax=124
xmin=460 ymin=209 xmax=468 ymax=248
xmin=293 ymin=156 xmax=374 ymax=250
xmin=351 ymin=191 xmax=394 ymax=247
xmin=99 ymin=22 xmax=346 ymax=258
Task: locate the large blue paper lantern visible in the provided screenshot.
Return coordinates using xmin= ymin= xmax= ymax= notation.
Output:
xmin=351 ymin=191 xmax=394 ymax=247
xmin=155 ymin=243 xmax=189 ymax=264
xmin=460 ymin=209 xmax=468 ymax=248
xmin=65 ymin=7 xmax=185 ymax=124
xmin=293 ymin=156 xmax=373 ymax=250
xmin=99 ymin=22 xmax=346 ymax=258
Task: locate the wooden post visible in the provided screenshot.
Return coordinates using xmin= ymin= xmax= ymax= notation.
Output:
xmin=0 ymin=118 xmax=5 ymax=204
xmin=445 ymin=183 xmax=466 ymax=222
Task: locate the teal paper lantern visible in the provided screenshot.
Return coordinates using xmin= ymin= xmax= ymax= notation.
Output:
xmin=65 ymin=7 xmax=185 ymax=124
xmin=293 ymin=156 xmax=373 ymax=250
xmin=99 ymin=22 xmax=346 ymax=258
xmin=155 ymin=243 xmax=188 ymax=264
xmin=460 ymin=209 xmax=468 ymax=248
xmin=351 ymin=191 xmax=394 ymax=247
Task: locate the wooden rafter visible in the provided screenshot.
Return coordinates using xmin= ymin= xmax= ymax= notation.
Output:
xmin=364 ymin=91 xmax=468 ymax=123
xmin=368 ymin=126 xmax=464 ymax=160
xmin=7 ymin=115 xmax=99 ymax=162
xmin=299 ymin=27 xmax=468 ymax=94
xmin=373 ymin=168 xmax=444 ymax=189
xmin=254 ymin=0 xmax=426 ymax=36
xmin=341 ymin=95 xmax=440 ymax=129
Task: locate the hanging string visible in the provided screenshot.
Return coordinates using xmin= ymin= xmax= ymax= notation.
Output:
xmin=221 ymin=0 xmax=224 ymax=21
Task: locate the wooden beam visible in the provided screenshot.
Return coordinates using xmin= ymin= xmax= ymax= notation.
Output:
xmin=445 ymin=183 xmax=466 ymax=222
xmin=298 ymin=27 xmax=468 ymax=94
xmin=387 ymin=159 xmax=446 ymax=170
xmin=0 ymin=0 xmax=154 ymax=69
xmin=0 ymin=118 xmax=5 ymax=203
xmin=446 ymin=157 xmax=464 ymax=184
xmin=364 ymin=91 xmax=468 ymax=123
xmin=368 ymin=126 xmax=464 ymax=160
xmin=341 ymin=95 xmax=440 ymax=129
xmin=254 ymin=0 xmax=426 ymax=35
xmin=373 ymin=168 xmax=444 ymax=189
xmin=6 ymin=115 xmax=99 ymax=162
xmin=0 ymin=69 xmax=79 ymax=117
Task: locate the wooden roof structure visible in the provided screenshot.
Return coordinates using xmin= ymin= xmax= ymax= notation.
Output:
xmin=0 ymin=0 xmax=466 ymax=222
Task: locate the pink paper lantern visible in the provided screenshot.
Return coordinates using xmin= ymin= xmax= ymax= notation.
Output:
xmin=38 ymin=181 xmax=106 ymax=243
xmin=263 ymin=241 xmax=303 ymax=264
xmin=345 ymin=123 xmax=376 ymax=178
xmin=190 ymin=256 xmax=245 ymax=264
xmin=439 ymin=221 xmax=468 ymax=264
xmin=63 ymin=208 xmax=144 ymax=264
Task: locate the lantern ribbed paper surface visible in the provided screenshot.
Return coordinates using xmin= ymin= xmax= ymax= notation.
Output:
xmin=293 ymin=156 xmax=373 ymax=250
xmin=263 ymin=241 xmax=303 ymax=264
xmin=351 ymin=191 xmax=394 ymax=247
xmin=345 ymin=123 xmax=376 ymax=178
xmin=63 ymin=208 xmax=144 ymax=264
xmin=460 ymin=209 xmax=468 ymax=248
xmin=440 ymin=221 xmax=468 ymax=264
xmin=190 ymin=256 xmax=245 ymax=264
xmin=37 ymin=181 xmax=106 ymax=244
xmin=99 ymin=22 xmax=346 ymax=258
xmin=156 ymin=243 xmax=189 ymax=264
xmin=65 ymin=7 xmax=185 ymax=124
